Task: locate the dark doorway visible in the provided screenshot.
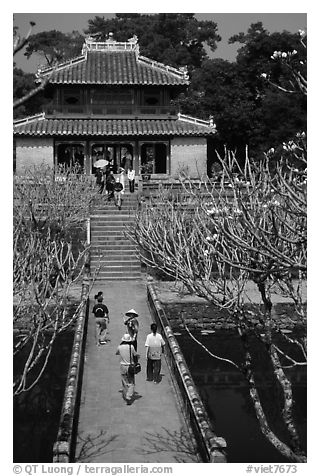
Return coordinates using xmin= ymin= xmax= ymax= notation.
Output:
xmin=56 ymin=143 xmax=85 ymax=172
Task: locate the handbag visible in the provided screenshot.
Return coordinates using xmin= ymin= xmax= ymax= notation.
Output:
xmin=128 ymin=345 xmax=141 ymax=376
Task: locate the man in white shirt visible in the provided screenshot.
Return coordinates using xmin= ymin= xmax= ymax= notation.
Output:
xmin=145 ymin=323 xmax=165 ymax=383
xmin=127 ymin=166 xmax=135 ymax=193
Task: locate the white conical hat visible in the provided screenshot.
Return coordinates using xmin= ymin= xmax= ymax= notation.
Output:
xmin=121 ymin=333 xmax=133 ymax=342
xmin=125 ymin=308 xmax=139 ymax=317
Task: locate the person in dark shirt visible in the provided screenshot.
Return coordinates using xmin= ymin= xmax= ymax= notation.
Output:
xmin=105 ymin=171 xmax=115 ymax=200
xmin=92 ymin=296 xmax=109 ymax=346
xmin=95 ymin=168 xmax=104 ymax=193
xmin=114 ymin=178 xmax=124 ymax=210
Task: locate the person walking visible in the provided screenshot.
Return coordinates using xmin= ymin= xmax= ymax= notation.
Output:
xmin=115 ymin=333 xmax=140 ymax=405
xmin=119 ymin=167 xmax=126 ymax=192
xmin=95 ymin=167 xmax=104 ymax=194
xmin=105 ymin=171 xmax=115 ymax=201
xmin=94 ymin=290 xmax=103 ymax=303
xmin=92 ymin=296 xmax=109 ymax=346
xmin=145 ymin=323 xmax=165 ymax=383
xmin=124 ymin=309 xmax=139 ymax=351
xmin=121 ymin=149 xmax=133 ymax=173
xmin=114 ymin=178 xmax=124 ymax=210
xmin=127 ymin=166 xmax=135 ymax=193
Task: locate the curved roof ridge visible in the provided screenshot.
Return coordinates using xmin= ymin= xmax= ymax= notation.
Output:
xmin=177 ymin=113 xmax=216 ymax=129
xmin=36 ymin=54 xmax=86 ymax=78
xmin=138 ymin=55 xmax=189 ymax=80
xmin=13 ymin=112 xmax=46 ymax=125
xmin=13 ymin=117 xmax=216 ymax=137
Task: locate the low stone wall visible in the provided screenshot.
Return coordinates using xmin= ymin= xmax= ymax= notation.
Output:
xmin=52 ymin=277 xmax=90 ymax=463
xmin=163 ymin=301 xmax=306 ymax=332
xmin=147 ymin=281 xmax=227 ymax=463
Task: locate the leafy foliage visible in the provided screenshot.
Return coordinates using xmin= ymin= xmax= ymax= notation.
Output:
xmin=85 ymin=13 xmax=221 ymax=70
xmin=13 ymin=67 xmax=49 ymax=118
xmin=176 ymin=22 xmax=306 ymax=161
xmin=24 ymin=30 xmax=85 ymax=67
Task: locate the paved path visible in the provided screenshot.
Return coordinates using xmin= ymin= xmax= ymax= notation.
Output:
xmin=74 ymin=279 xmax=199 ymax=463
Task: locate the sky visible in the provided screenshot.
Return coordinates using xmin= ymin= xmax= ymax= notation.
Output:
xmin=13 ymin=11 xmax=307 ymax=73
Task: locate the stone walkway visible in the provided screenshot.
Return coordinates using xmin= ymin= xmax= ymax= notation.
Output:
xmin=74 ymin=279 xmax=199 ymax=463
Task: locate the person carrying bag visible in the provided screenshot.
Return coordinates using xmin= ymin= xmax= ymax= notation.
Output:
xmin=116 ymin=334 xmax=140 ymax=405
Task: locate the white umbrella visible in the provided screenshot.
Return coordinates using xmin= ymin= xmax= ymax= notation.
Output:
xmin=93 ymin=159 xmax=109 ymax=168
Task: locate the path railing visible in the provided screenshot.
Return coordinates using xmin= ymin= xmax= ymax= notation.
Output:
xmin=147 ymin=280 xmax=227 ymax=463
xmin=52 ymin=276 xmax=90 ymax=462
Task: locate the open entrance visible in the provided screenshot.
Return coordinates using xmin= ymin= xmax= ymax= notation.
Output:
xmin=90 ymin=143 xmax=134 ymax=174
xmin=140 ymin=142 xmax=168 ymax=174
xmin=56 ymin=143 xmax=85 ymax=172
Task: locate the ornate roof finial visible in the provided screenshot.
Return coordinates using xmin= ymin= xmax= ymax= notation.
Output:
xmin=128 ymin=35 xmax=138 ymax=45
xmin=179 ymin=66 xmax=189 ymax=80
xmin=209 ymin=116 xmax=216 ymax=129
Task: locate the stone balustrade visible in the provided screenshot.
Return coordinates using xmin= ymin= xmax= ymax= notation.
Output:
xmin=147 ymin=279 xmax=227 ymax=462
xmin=52 ymin=276 xmax=90 ymax=463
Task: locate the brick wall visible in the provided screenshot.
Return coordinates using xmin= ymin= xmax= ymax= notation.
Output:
xmin=15 ymin=137 xmax=54 ymax=173
xmin=171 ymin=137 xmax=207 ymax=178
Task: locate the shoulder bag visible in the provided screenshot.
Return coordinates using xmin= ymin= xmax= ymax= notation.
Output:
xmin=128 ymin=344 xmax=141 ymax=377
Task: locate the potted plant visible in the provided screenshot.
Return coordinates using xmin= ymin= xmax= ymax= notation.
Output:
xmin=141 ymin=162 xmax=153 ymax=181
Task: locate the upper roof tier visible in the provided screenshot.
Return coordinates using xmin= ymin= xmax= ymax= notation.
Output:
xmin=36 ymin=35 xmax=189 ymax=87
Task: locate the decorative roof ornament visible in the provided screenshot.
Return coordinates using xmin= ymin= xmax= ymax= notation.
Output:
xmin=128 ymin=35 xmax=138 ymax=45
xmin=81 ymin=34 xmax=140 ymax=54
xmin=178 ymin=66 xmax=189 ymax=81
xmin=106 ymin=32 xmax=115 ymax=42
xmin=209 ymin=116 xmax=216 ymax=129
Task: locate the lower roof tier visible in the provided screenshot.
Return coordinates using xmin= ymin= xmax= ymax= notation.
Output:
xmin=13 ymin=116 xmax=216 ymax=137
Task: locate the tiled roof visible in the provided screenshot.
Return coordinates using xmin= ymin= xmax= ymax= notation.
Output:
xmin=13 ymin=117 xmax=215 ymax=137
xmin=38 ymin=51 xmax=189 ymax=86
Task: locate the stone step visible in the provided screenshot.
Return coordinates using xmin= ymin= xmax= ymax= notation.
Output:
xmin=90 ymin=236 xmax=132 ymax=242
xmin=91 ymin=216 xmax=136 ymax=222
xmin=91 ymin=230 xmax=132 ymax=236
xmin=91 ymin=262 xmax=141 ymax=270
xmin=90 ymin=232 xmax=132 ymax=236
xmin=91 ymin=223 xmax=134 ymax=229
xmin=91 ymin=267 xmax=142 ymax=277
xmin=90 ymin=236 xmax=134 ymax=243
xmin=90 ymin=228 xmax=131 ymax=234
xmin=92 ymin=205 xmax=138 ymax=211
xmin=91 ymin=250 xmax=137 ymax=256
xmin=90 ymin=243 xmax=138 ymax=250
xmin=90 ymin=249 xmax=139 ymax=257
xmin=94 ymin=274 xmax=142 ymax=281
xmin=91 ymin=262 xmax=141 ymax=269
xmin=92 ymin=197 xmax=138 ymax=204
xmin=90 ymin=246 xmax=139 ymax=253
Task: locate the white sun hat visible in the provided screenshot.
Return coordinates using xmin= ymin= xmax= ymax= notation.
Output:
xmin=125 ymin=309 xmax=139 ymax=317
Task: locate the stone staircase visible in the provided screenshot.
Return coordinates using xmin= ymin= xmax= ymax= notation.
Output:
xmin=89 ymin=190 xmax=142 ymax=280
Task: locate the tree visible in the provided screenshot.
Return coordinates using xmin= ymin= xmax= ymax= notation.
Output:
xmin=13 ymin=166 xmax=98 ymax=395
xmin=24 ymin=30 xmax=85 ymax=67
xmin=13 ymin=67 xmax=48 ymax=119
xmin=13 ymin=22 xmax=52 ymax=110
xmin=129 ymin=143 xmax=306 ymax=461
xmin=13 ymin=25 xmax=84 ymax=111
xmin=175 ymin=22 xmax=307 ymax=160
xmin=128 ymin=44 xmax=307 ymax=459
xmin=85 ymin=13 xmax=221 ymax=70
xmin=175 ymin=58 xmax=261 ymax=159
